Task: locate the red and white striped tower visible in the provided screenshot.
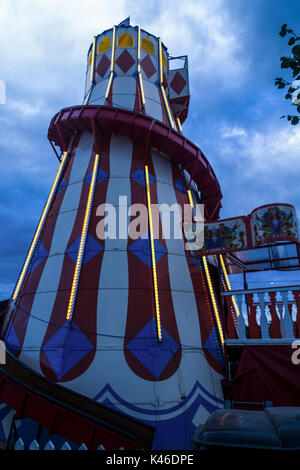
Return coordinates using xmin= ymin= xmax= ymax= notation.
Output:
xmin=1 ymin=20 xmax=225 ymax=449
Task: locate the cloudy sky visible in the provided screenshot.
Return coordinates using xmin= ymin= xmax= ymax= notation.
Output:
xmin=0 ymin=0 xmax=299 ymax=298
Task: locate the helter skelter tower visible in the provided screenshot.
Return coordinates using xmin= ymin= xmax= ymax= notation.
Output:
xmin=1 ymin=19 xmax=225 ymax=449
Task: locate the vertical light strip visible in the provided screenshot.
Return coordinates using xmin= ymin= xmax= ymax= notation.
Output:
xmin=66 ymin=153 xmax=100 ymax=321
xmin=185 ymin=187 xmax=224 ymax=347
xmin=158 ymin=38 xmax=175 ymax=129
xmin=90 ymin=37 xmax=96 ymax=83
xmin=219 ymin=254 xmax=240 ymax=317
xmin=202 ymin=256 xmax=225 ymax=346
xmin=145 ymin=165 xmax=162 ymax=342
xmin=12 ymin=151 xmax=69 ymax=301
xmin=137 ymin=26 xmax=145 ymax=107
xmin=176 ymin=117 xmax=182 ymax=132
xmin=187 ymin=189 xmax=194 ymax=208
xmin=105 ymin=26 xmax=116 ymax=99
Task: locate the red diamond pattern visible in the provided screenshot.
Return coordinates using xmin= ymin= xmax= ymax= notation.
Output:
xmin=140 ymin=54 xmax=156 ymax=79
xmin=170 ymin=72 xmax=187 ymax=96
xmin=115 ymin=49 xmax=135 ymax=74
xmin=96 ymin=54 xmax=111 ymax=78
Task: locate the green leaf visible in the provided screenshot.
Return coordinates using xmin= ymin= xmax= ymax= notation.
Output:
xmin=287 ymin=115 xmax=292 ymax=120
xmin=285 ymin=93 xmax=292 ymax=99
xmin=289 ymin=37 xmax=296 ymax=45
xmin=291 ymin=116 xmax=299 ymax=124
xmin=297 ymin=105 xmax=300 ymax=113
xmin=292 ymin=44 xmax=300 ymax=57
xmin=279 ymin=24 xmax=287 ymax=37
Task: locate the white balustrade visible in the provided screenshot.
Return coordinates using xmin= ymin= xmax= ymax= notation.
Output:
xmin=222 ymin=285 xmax=300 ymax=343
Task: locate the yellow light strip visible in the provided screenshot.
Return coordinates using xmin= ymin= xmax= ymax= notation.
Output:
xmin=105 ymin=26 xmax=116 ymax=99
xmin=90 ymin=37 xmax=96 ymax=83
xmin=158 ymin=38 xmax=163 ymax=85
xmin=219 ymin=254 xmax=240 ymax=317
xmin=158 ymin=38 xmax=175 ymax=129
xmin=137 ymin=26 xmax=146 ymax=107
xmin=66 ymin=153 xmax=100 ymax=321
xmin=138 ymin=73 xmax=146 ymax=106
xmin=202 ymin=256 xmax=225 ymax=346
xmin=145 ymin=165 xmax=162 ymax=342
xmin=110 ymin=26 xmax=116 ymax=70
xmin=187 ymin=189 xmax=194 ymax=208
xmin=12 ymin=151 xmax=69 ymax=301
xmin=176 ymin=117 xmax=182 ymax=132
xmin=185 ymin=187 xmax=224 ymax=347
xmin=161 ymin=86 xmax=175 ymax=129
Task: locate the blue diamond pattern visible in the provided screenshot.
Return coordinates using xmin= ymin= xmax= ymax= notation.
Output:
xmin=85 ymin=168 xmax=108 ymax=185
xmin=28 ymin=242 xmax=48 ymax=274
xmin=4 ymin=323 xmax=20 ymax=355
xmin=174 ymin=177 xmax=186 ymax=194
xmin=128 ymin=233 xmax=167 ymax=267
xmin=126 ymin=319 xmax=179 ymax=378
xmin=204 ymin=326 xmax=224 ymax=367
xmin=66 ymin=234 xmax=103 ymax=264
xmin=43 ymin=321 xmax=94 ymax=380
xmin=55 ymin=178 xmax=67 ymax=194
xmin=131 ymin=167 xmax=155 ymax=188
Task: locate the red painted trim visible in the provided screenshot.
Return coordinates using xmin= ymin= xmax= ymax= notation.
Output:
xmin=48 ymin=105 xmax=223 ymax=220
xmin=0 ymin=358 xmax=153 ymax=449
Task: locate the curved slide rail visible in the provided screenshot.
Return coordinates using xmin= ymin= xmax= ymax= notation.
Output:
xmin=0 ymin=349 xmax=155 ymax=449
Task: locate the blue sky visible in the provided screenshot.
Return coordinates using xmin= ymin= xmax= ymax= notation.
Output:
xmin=0 ymin=0 xmax=299 ymax=298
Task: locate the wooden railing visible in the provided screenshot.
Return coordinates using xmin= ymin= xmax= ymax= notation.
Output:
xmin=222 ymin=286 xmax=300 ymax=342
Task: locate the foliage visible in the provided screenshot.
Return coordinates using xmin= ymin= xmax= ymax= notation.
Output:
xmin=275 ymin=24 xmax=300 ymax=125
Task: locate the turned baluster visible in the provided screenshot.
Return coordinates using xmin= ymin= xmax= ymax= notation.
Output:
xmin=246 ymin=293 xmax=260 ymax=339
xmin=280 ymin=290 xmax=295 ymax=339
xmin=268 ymin=291 xmax=281 ymax=338
xmin=257 ymin=292 xmax=269 ymax=339
xmin=292 ymin=290 xmax=300 ymax=338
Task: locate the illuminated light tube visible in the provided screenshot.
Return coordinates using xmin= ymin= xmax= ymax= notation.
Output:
xmin=66 ymin=153 xmax=100 ymax=321
xmin=138 ymin=73 xmax=146 ymax=106
xmin=185 ymin=188 xmax=225 ymax=347
xmin=158 ymin=38 xmax=175 ymax=130
xmin=202 ymin=256 xmax=225 ymax=346
xmin=12 ymin=151 xmax=69 ymax=301
xmin=187 ymin=189 xmax=194 ymax=208
xmin=145 ymin=165 xmax=162 ymax=342
xmin=176 ymin=117 xmax=182 ymax=132
xmin=137 ymin=27 xmax=146 ymax=107
xmin=158 ymin=38 xmax=163 ymax=85
xmin=90 ymin=37 xmax=96 ymax=83
xmin=219 ymin=254 xmax=240 ymax=317
xmin=161 ymin=85 xmax=175 ymax=129
xmin=105 ymin=26 xmax=116 ymax=99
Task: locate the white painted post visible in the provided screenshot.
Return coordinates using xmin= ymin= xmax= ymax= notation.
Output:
xmin=61 ymin=442 xmax=72 ymax=450
xmin=29 ymin=439 xmax=40 ymax=450
xmin=79 ymin=443 xmax=88 ymax=450
xmin=236 ymin=294 xmax=246 ymax=339
xmin=257 ymin=292 xmax=269 ymax=339
xmin=44 ymin=440 xmax=55 ymax=450
xmin=281 ymin=291 xmax=295 ymax=339
xmin=15 ymin=438 xmax=25 ymax=450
